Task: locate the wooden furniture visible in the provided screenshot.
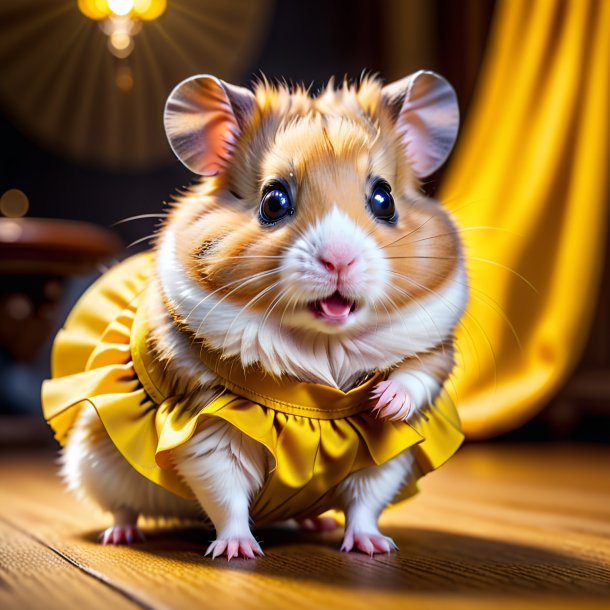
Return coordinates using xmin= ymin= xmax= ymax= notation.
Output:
xmin=0 ymin=217 xmax=121 ymax=360
xmin=1 ymin=442 xmax=608 ymax=610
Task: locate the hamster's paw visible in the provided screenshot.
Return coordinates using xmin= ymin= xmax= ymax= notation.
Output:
xmin=99 ymin=525 xmax=146 ymax=545
xmin=371 ymin=380 xmax=412 ymax=421
xmin=297 ymin=515 xmax=340 ymax=532
xmin=205 ymin=536 xmax=264 ymax=560
xmin=340 ymin=527 xmax=398 ymax=556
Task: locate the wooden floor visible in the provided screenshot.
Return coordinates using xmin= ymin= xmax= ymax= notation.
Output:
xmin=1 ymin=442 xmax=609 ymax=610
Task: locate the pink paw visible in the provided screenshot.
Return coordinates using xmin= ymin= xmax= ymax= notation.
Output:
xmin=205 ymin=537 xmax=264 ymax=560
xmin=99 ymin=525 xmax=145 ymax=545
xmin=370 ymin=380 xmax=412 ymax=421
xmin=340 ymin=530 xmax=397 ymax=556
xmin=297 ymin=515 xmax=340 ymax=533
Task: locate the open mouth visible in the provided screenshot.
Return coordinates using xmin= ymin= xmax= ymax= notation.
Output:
xmin=309 ymin=291 xmax=357 ymax=324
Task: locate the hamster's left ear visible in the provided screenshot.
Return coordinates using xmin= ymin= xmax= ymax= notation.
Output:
xmin=381 ymin=70 xmax=459 ymax=178
xmin=164 ymin=74 xmax=256 ymax=175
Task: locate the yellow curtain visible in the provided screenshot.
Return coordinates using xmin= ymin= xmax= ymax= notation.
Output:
xmin=441 ymin=0 xmax=610 ymax=438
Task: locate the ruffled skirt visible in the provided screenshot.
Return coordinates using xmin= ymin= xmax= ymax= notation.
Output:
xmin=42 ymin=253 xmax=464 ymax=525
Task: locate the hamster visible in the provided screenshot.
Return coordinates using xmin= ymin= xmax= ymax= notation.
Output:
xmin=43 ymin=71 xmax=467 ymax=559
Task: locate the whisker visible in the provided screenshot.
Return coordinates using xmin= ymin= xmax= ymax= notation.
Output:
xmin=260 ymin=284 xmax=292 ymax=331
xmin=372 ymin=291 xmax=454 ymax=415
xmin=111 ymin=213 xmax=167 ymax=227
xmin=443 ymin=196 xmax=487 ymax=215
xmin=125 ymin=233 xmax=158 ymax=249
xmin=384 ymin=254 xmax=537 ymax=294
xmin=387 ymin=269 xmax=483 ymax=358
xmin=375 ymin=291 xmax=399 ymax=333
xmin=221 ymin=255 xmax=284 ymax=261
xmin=192 ymin=266 xmax=288 ymax=339
xmin=466 ymin=257 xmax=538 ymax=294
xmin=186 ymin=269 xmax=278 ymax=320
xmin=381 ymin=225 xmax=520 ymax=249
xmin=383 ymin=280 xmax=450 ymax=353
xmin=388 ymin=270 xmax=498 ymax=389
xmin=457 ymin=276 xmax=523 ymax=353
xmin=369 ymin=300 xmax=383 ymax=335
xmin=279 ymin=291 xmax=300 ymax=330
xmin=182 ymin=267 xmax=283 ymax=324
xmin=220 ymin=278 xmax=287 ymax=354
xmin=379 ymin=213 xmax=437 ymax=249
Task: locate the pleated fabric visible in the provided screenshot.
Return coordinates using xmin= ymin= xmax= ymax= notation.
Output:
xmin=42 ymin=253 xmax=463 ymax=525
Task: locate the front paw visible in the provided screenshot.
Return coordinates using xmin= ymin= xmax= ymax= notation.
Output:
xmin=370 ymin=380 xmax=412 ymax=421
xmin=205 ymin=536 xmax=264 ymax=560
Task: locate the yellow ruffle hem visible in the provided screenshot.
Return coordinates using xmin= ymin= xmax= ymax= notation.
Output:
xmin=41 ymin=253 xmax=464 ymax=525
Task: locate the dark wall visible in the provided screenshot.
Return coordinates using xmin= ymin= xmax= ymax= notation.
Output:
xmin=1 ymin=0 xmax=494 ymax=247
xmin=0 ymin=0 xmax=390 ymax=250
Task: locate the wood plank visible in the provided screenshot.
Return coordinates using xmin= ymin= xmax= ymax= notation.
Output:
xmin=0 ymin=444 xmax=609 ymax=610
xmin=0 ymin=517 xmax=141 ymax=610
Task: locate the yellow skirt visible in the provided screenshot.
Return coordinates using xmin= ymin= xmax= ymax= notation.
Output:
xmin=41 ymin=253 xmax=464 ymax=525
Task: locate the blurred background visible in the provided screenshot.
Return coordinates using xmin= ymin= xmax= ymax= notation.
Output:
xmin=0 ymin=0 xmax=608 ymax=446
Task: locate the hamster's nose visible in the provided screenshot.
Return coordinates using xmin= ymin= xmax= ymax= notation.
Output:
xmin=318 ymin=244 xmax=357 ymax=274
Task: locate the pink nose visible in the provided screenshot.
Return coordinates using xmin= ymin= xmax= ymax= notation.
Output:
xmin=318 ymin=245 xmax=357 ymax=273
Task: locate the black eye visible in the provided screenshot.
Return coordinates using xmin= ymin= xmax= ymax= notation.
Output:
xmin=368 ymin=181 xmax=396 ymax=222
xmin=259 ymin=184 xmax=293 ymax=224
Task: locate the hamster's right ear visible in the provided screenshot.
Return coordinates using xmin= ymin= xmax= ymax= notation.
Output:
xmin=381 ymin=71 xmax=459 ymax=178
xmin=164 ymin=75 xmax=256 ymax=175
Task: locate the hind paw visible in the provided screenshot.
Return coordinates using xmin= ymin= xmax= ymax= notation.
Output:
xmin=205 ymin=536 xmax=264 ymax=560
xmin=340 ymin=529 xmax=397 ymax=556
xmin=99 ymin=525 xmax=145 ymax=545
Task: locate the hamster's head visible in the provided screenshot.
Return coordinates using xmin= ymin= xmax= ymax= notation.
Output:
xmin=158 ymin=72 xmax=467 ymax=386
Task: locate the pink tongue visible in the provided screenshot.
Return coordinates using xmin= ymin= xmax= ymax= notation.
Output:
xmin=319 ymin=293 xmax=353 ymax=321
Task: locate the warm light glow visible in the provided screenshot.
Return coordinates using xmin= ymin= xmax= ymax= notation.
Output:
xmin=0 ymin=189 xmax=29 ymax=218
xmin=133 ymin=0 xmax=166 ymax=20
xmin=110 ymin=30 xmax=131 ymax=50
xmin=100 ymin=16 xmax=141 ymax=37
xmin=78 ymin=0 xmax=165 ymax=65
xmin=0 ymin=221 xmax=23 ymax=243
xmin=108 ymin=32 xmax=134 ymax=58
xmin=78 ymin=0 xmax=166 ymax=21
xmin=108 ymin=0 xmax=134 ymax=16
xmin=115 ymin=66 xmax=134 ymax=91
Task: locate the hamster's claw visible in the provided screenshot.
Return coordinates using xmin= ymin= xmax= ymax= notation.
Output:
xmin=99 ymin=525 xmax=145 ymax=545
xmin=340 ymin=530 xmax=398 ymax=556
xmin=205 ymin=537 xmax=264 ymax=560
xmin=370 ymin=380 xmax=412 ymax=421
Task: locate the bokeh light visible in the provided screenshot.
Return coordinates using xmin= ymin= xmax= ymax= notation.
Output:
xmin=0 ymin=189 xmax=29 ymax=218
xmin=115 ymin=65 xmax=134 ymax=91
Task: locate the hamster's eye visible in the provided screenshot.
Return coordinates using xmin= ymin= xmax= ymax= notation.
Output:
xmin=368 ymin=180 xmax=397 ymax=223
xmin=259 ymin=183 xmax=293 ymax=224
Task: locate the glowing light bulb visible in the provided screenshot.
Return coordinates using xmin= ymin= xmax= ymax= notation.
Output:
xmin=78 ymin=0 xmax=166 ymax=65
xmin=78 ymin=0 xmax=166 ymax=21
xmin=108 ymin=0 xmax=134 ymax=16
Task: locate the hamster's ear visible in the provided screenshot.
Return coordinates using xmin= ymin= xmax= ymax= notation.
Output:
xmin=381 ymin=71 xmax=459 ymax=178
xmin=164 ymin=74 xmax=256 ymax=175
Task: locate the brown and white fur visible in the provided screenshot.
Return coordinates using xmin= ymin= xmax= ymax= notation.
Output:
xmin=61 ymin=72 xmax=467 ymax=558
